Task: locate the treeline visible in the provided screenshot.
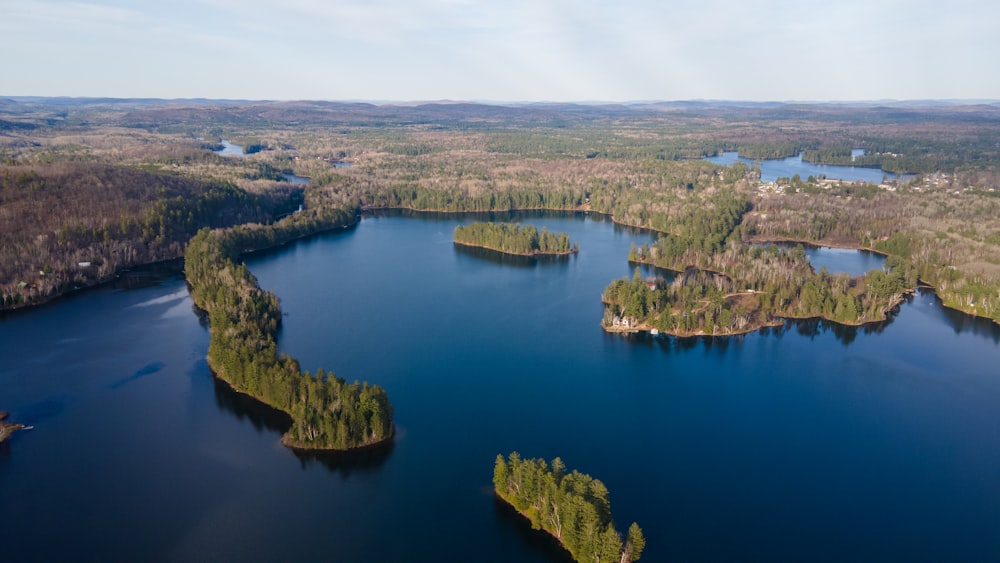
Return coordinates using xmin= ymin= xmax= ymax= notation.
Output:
xmin=493 ymin=453 xmax=644 ymax=563
xmin=605 ymin=240 xmax=916 ymax=335
xmin=0 ymin=163 xmax=299 ymax=309
xmin=453 ymin=222 xmax=577 ymax=255
xmin=360 ymin=184 xmax=587 ymax=213
xmin=184 ymin=207 xmax=394 ymax=450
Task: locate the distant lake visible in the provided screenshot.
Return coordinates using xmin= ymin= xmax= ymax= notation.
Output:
xmin=282 ymin=173 xmax=309 ymax=184
xmin=806 ymin=246 xmax=885 ymax=276
xmin=706 ymin=151 xmax=908 ymax=183
xmin=2 ymin=211 xmax=1000 ymax=561
xmin=215 ymin=139 xmax=245 ymax=157
xmin=764 ymin=244 xmax=886 ymax=277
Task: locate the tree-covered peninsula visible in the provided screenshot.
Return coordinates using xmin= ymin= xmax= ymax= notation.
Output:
xmin=494 ymin=453 xmax=645 ymax=563
xmin=454 ymin=222 xmax=578 ymax=256
xmin=184 ymin=207 xmax=394 ymax=450
xmin=604 ymin=239 xmax=914 ymax=336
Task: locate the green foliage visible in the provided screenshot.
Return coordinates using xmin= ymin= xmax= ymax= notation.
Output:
xmin=453 ymin=222 xmax=577 ymax=255
xmin=493 ymin=453 xmax=644 ymax=562
xmin=610 ymin=240 xmax=915 ymax=335
xmin=185 ymin=207 xmax=394 ymax=450
xmin=874 ymin=233 xmax=913 ymax=258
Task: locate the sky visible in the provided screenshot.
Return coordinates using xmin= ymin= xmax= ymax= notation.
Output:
xmin=1 ymin=0 xmax=998 ymax=102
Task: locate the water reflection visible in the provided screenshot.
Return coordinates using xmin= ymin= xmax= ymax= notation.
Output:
xmin=492 ymin=496 xmax=575 ymax=563
xmin=453 ymin=243 xmax=573 ymax=268
xmin=781 ymin=314 xmax=896 ymax=346
xmin=619 ymin=310 xmax=902 ymax=352
xmin=930 ymin=289 xmax=1000 ymax=344
xmin=211 ymin=376 xmax=292 ymax=436
xmin=113 ymin=260 xmax=185 ymax=290
xmin=291 ymin=439 xmax=395 ymax=478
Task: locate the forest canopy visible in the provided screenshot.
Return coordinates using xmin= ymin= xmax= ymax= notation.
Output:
xmin=453 ymin=222 xmax=578 ymax=256
xmin=494 ymin=453 xmax=645 ymax=563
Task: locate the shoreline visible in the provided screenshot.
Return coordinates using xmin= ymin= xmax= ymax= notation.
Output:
xmin=1 ymin=216 xmax=360 ymax=317
xmin=493 ymin=490 xmax=575 ymax=561
xmin=0 ymin=257 xmax=186 ymax=317
xmin=5 ymin=205 xmax=995 ymax=330
xmin=745 ymin=234 xmax=891 ymax=257
xmin=204 ymin=360 xmax=395 ymax=452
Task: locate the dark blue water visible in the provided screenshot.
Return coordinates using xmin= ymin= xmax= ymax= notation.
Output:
xmin=706 ymin=151 xmax=906 ymax=183
xmin=2 ymin=212 xmax=1000 ymax=561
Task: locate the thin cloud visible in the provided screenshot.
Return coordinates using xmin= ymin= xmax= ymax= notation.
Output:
xmin=0 ymin=0 xmax=998 ymax=100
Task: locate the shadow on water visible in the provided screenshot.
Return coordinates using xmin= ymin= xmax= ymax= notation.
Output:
xmin=112 ymin=259 xmax=185 ymax=291
xmin=492 ymin=496 xmax=575 ymax=563
xmin=211 ymin=376 xmax=394 ymax=476
xmin=212 ymin=377 xmax=293 ymax=436
xmin=928 ymin=288 xmax=1000 ymax=344
xmin=782 ymin=308 xmax=897 ymax=346
xmin=291 ymin=438 xmax=395 ymax=478
xmin=453 ymin=243 xmax=573 ymax=268
xmin=241 ymin=220 xmax=362 ymax=262
xmin=613 ymin=310 xmax=900 ymax=353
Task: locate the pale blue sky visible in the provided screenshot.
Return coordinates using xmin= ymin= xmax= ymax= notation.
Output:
xmin=2 ymin=0 xmax=997 ymax=102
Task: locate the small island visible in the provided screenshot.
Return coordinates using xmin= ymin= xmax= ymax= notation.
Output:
xmin=493 ymin=452 xmax=645 ymax=563
xmin=0 ymin=412 xmax=24 ymax=444
xmin=454 ymin=222 xmax=578 ymax=256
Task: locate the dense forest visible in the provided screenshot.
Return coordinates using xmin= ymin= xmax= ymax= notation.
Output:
xmin=0 ymin=163 xmax=300 ymax=309
xmin=493 ymin=453 xmax=644 ymax=563
xmin=453 ymin=222 xmax=577 ymax=256
xmin=184 ymin=207 xmax=394 ymax=450
xmin=2 ymin=98 xmax=999 ymax=325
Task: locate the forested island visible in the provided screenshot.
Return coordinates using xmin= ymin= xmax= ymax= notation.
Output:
xmin=494 ymin=453 xmax=644 ymax=563
xmin=184 ymin=206 xmax=394 ymax=450
xmin=453 ymin=222 xmax=578 ymax=256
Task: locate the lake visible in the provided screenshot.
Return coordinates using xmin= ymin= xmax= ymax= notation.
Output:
xmin=282 ymin=173 xmax=310 ymax=184
xmin=215 ymin=139 xmax=245 ymax=157
xmin=2 ymin=212 xmax=1000 ymax=561
xmin=706 ymin=151 xmax=908 ymax=184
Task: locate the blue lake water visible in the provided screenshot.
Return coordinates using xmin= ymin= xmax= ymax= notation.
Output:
xmin=282 ymin=173 xmax=310 ymax=184
xmin=215 ymin=139 xmax=245 ymax=157
xmin=2 ymin=212 xmax=999 ymax=561
xmin=706 ymin=151 xmax=906 ymax=184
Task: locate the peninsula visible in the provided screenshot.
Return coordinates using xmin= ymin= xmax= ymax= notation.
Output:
xmin=493 ymin=452 xmax=645 ymax=563
xmin=603 ymin=238 xmax=912 ymax=337
xmin=0 ymin=412 xmax=24 ymax=444
xmin=454 ymin=222 xmax=578 ymax=256
xmin=185 ymin=206 xmax=394 ymax=450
